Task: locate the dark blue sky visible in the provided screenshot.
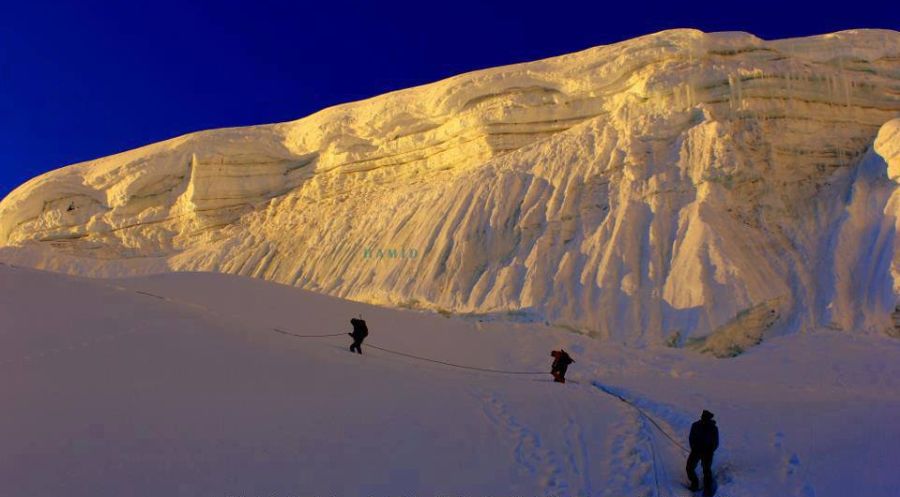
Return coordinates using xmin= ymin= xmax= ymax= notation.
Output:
xmin=1 ymin=0 xmax=897 ymax=196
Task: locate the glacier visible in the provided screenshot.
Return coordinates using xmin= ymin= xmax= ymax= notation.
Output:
xmin=2 ymin=29 xmax=900 ymax=351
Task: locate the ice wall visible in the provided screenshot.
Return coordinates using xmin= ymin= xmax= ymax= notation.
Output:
xmin=2 ymin=29 xmax=899 ymax=348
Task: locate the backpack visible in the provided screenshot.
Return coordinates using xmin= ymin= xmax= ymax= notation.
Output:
xmin=351 ymin=318 xmax=368 ymax=338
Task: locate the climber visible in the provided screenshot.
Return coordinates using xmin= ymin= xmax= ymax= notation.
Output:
xmin=348 ymin=316 xmax=369 ymax=354
xmin=686 ymin=409 xmax=719 ymax=495
xmin=550 ymin=349 xmax=574 ymax=383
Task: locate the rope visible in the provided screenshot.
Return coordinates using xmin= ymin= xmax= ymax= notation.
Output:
xmin=129 ymin=286 xmax=550 ymax=376
xmin=135 ymin=290 xmax=166 ymax=300
xmin=646 ymin=418 xmax=665 ymax=497
xmin=364 ymin=343 xmax=547 ymax=375
xmin=271 ymin=328 xmax=347 ymax=338
xmin=596 ymin=381 xmax=681 ymax=496
xmin=646 ymin=412 xmax=676 ymax=497
xmin=267 ymin=327 xmax=546 ymax=375
xmin=594 ymin=382 xmax=690 ymax=454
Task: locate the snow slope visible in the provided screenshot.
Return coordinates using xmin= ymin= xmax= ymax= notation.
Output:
xmin=2 ymin=263 xmax=898 ymax=496
xmin=2 ymin=29 xmax=900 ymax=350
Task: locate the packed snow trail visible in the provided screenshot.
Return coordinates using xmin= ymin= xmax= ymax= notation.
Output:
xmin=591 ymin=382 xmax=690 ymax=497
xmin=593 ymin=382 xmax=690 ymax=454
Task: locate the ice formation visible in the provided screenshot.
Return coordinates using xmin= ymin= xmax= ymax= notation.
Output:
xmin=2 ymin=29 xmax=899 ymax=350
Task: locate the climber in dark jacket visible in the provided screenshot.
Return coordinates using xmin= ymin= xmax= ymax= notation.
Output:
xmin=348 ymin=317 xmax=369 ymax=354
xmin=686 ymin=409 xmax=719 ymax=494
xmin=550 ymin=349 xmax=574 ymax=383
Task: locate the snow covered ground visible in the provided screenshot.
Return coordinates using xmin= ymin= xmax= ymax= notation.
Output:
xmin=2 ymin=262 xmax=898 ymax=497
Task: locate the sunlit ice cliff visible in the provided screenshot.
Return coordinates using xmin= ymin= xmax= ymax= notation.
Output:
xmin=2 ymin=29 xmax=900 ymax=353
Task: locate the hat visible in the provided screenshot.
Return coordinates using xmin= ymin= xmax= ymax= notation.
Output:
xmin=701 ymin=410 xmax=714 ymax=420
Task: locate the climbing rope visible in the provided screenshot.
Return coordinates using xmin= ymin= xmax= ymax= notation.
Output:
xmin=645 ymin=418 xmax=666 ymax=497
xmin=125 ymin=286 xmax=558 ymax=377
xmin=135 ymin=290 xmax=166 ymax=300
xmin=594 ymin=382 xmax=689 ymax=454
xmin=595 ymin=382 xmax=685 ymax=497
xmin=266 ymin=325 xmax=548 ymax=375
xmin=271 ymin=328 xmax=347 ymax=338
xmin=365 ymin=343 xmax=548 ymax=376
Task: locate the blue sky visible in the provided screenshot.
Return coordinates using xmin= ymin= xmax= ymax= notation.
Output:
xmin=1 ymin=0 xmax=897 ymax=196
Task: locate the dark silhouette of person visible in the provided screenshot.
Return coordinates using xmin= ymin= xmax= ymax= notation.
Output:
xmin=686 ymin=409 xmax=719 ymax=494
xmin=348 ymin=317 xmax=368 ymax=354
xmin=550 ymin=349 xmax=574 ymax=383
